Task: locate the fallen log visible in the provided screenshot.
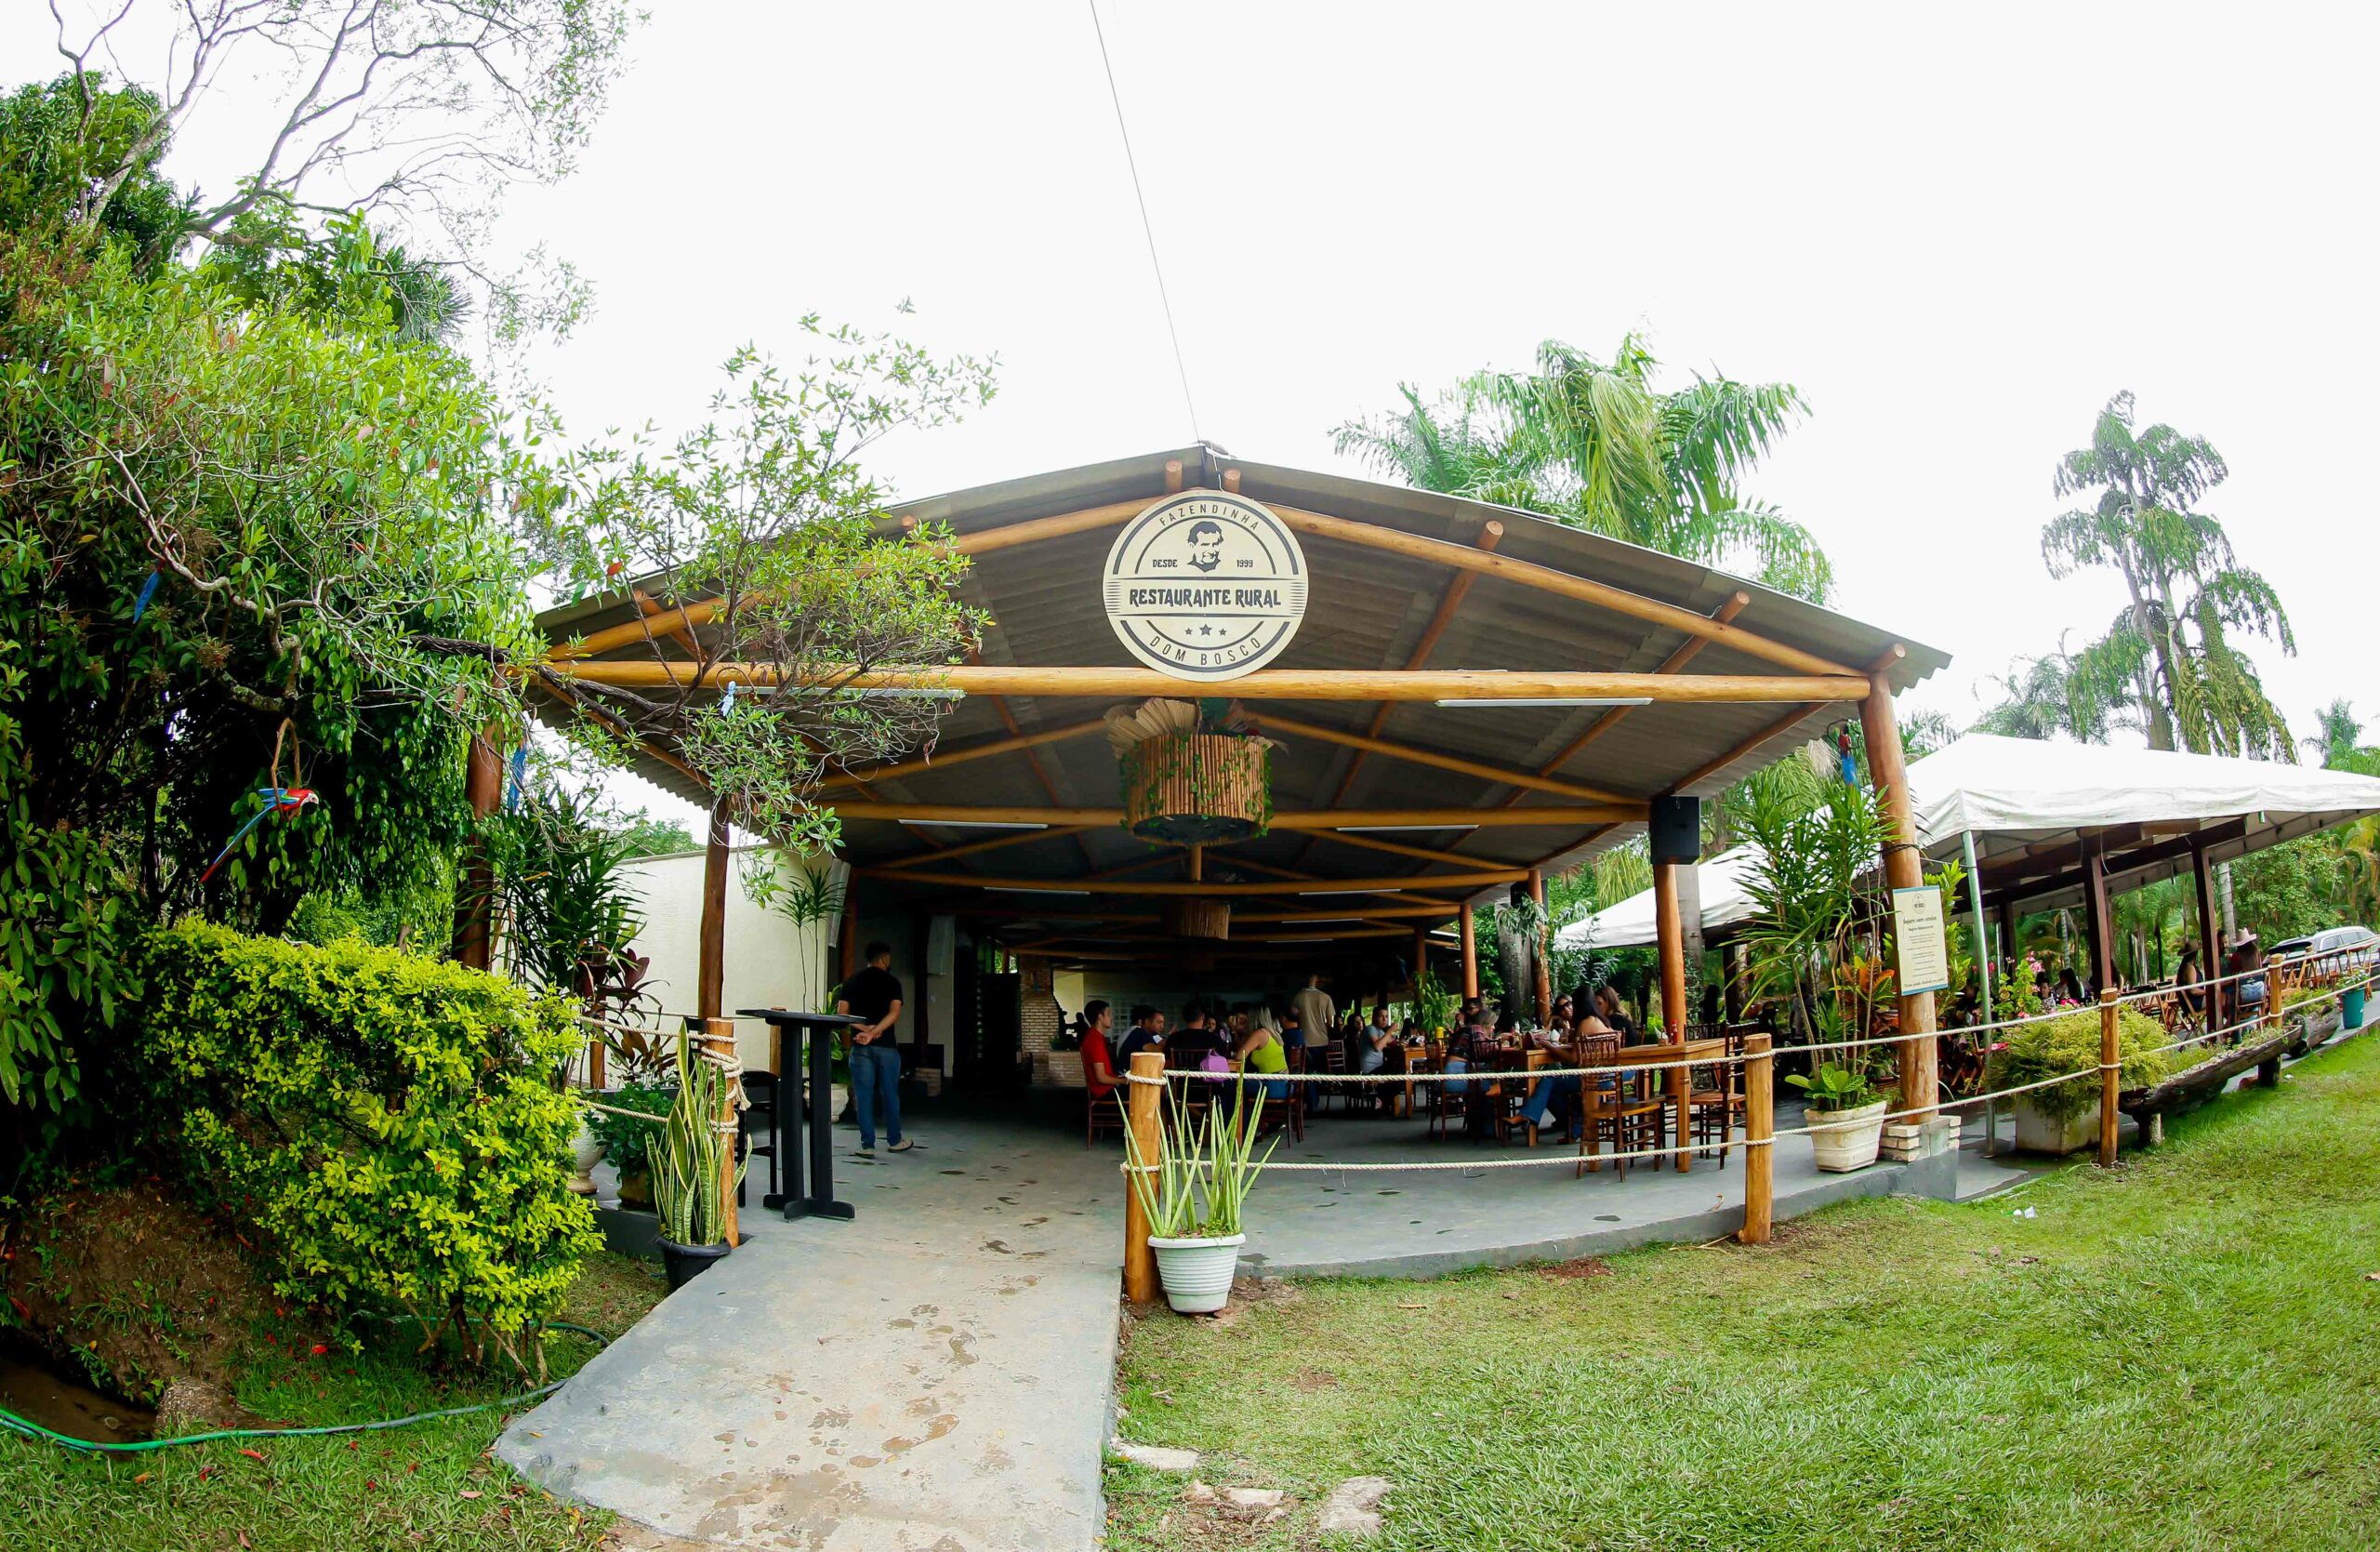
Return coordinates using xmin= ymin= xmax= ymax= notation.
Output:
xmin=2121 ymin=1027 xmax=2293 ymax=1121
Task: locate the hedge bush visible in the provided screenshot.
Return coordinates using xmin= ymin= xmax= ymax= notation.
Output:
xmin=1984 ymin=1007 xmax=2175 ymax=1122
xmin=137 ymin=920 xmax=601 ymax=1373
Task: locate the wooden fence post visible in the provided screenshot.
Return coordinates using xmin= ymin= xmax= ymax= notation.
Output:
xmin=704 ymin=1016 xmax=741 ymax=1247
xmin=2097 ymin=989 xmax=2120 ymax=1169
xmin=1740 ymin=1032 xmax=1774 ymax=1244
xmin=1123 ymin=1051 xmax=1164 ymax=1303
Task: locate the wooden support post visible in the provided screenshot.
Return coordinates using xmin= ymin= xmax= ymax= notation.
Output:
xmin=1654 ymin=858 xmax=1691 ymax=1172
xmin=698 ymin=792 xmax=733 ymax=1023
xmin=840 ymin=887 xmax=860 ymax=984
xmin=1860 ymin=666 xmax=1937 ymax=1118
xmin=1527 ymin=869 xmax=1552 ymax=1028
xmin=1122 ymin=1050 xmax=1164 ymax=1304
xmin=452 ymin=729 xmax=504 ymax=970
xmin=2190 ymin=837 xmax=2224 ymax=1033
xmin=1723 ymin=942 xmax=1747 ymax=1024
xmin=2097 ymin=989 xmax=2120 ymax=1169
xmin=1412 ymin=925 xmax=1429 ymax=992
xmin=2081 ymin=831 xmax=2114 ymax=995
xmin=1740 ymin=1031 xmax=1774 ymax=1243
xmin=703 ymin=1015 xmax=741 ymax=1246
xmin=1460 ymin=906 xmax=1479 ymax=1002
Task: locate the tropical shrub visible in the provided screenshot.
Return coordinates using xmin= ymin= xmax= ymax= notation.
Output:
xmin=586 ymin=1079 xmax=675 ymax=1180
xmin=136 ymin=921 xmax=600 ymax=1373
xmin=1984 ymin=1008 xmax=2175 ymax=1123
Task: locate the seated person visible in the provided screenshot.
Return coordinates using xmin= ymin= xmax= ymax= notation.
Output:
xmin=1353 ymin=1005 xmax=1399 ymax=1075
xmin=1078 ymin=1000 xmax=1118 ymax=1101
xmin=1232 ymin=1013 xmax=1290 ymax=1101
xmin=1167 ymin=1002 xmax=1232 ymax=1078
xmin=1278 ymin=1005 xmax=1304 ymax=1068
xmin=1442 ymin=1011 xmax=1495 ymax=1095
xmin=1591 ymin=985 xmax=1638 ymax=1041
xmin=1113 ymin=1005 xmax=1168 ymax=1072
xmin=1513 ymin=1006 xmax=1619 ymax=1139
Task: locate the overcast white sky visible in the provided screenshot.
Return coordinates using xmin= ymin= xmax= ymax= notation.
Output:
xmin=18 ymin=2 xmax=2378 ymax=831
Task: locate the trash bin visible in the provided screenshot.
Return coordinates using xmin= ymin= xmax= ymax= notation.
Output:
xmin=2346 ymin=984 xmax=2368 ymax=1031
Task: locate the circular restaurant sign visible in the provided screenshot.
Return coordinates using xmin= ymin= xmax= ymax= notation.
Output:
xmin=1102 ymin=492 xmax=1308 ymax=682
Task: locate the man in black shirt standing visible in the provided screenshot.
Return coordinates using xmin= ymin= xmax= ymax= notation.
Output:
xmin=837 ymin=941 xmax=910 ymax=1157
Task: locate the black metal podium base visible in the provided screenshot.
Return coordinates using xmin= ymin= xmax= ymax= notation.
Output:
xmin=737 ymin=1006 xmax=865 ymax=1227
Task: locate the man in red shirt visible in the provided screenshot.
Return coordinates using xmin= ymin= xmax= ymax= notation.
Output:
xmin=1078 ymin=1000 xmax=1118 ymax=1100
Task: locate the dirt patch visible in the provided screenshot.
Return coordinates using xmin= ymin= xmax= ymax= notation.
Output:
xmin=1538 ymin=1256 xmax=1613 ymax=1280
xmin=1291 ymin=1367 xmax=1340 ymax=1392
xmin=0 ymin=1183 xmax=303 ymax=1405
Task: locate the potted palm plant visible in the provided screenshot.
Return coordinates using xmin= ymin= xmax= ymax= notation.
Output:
xmin=1788 ymin=1061 xmax=1888 ymax=1171
xmin=653 ymin=1031 xmax=745 ymax=1289
xmin=1125 ymin=1088 xmax=1277 ymax=1315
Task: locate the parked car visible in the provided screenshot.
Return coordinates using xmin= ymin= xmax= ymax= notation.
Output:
xmin=2268 ymin=925 xmax=2380 ymax=973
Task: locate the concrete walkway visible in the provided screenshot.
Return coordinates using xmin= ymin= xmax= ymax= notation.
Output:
xmin=500 ymin=1101 xmax=2018 ymax=1548
xmin=499 ymin=1122 xmax=1126 ymax=1552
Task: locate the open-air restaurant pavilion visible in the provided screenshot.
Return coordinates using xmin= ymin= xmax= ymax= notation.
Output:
xmin=522 ymin=444 xmax=1970 ymax=1214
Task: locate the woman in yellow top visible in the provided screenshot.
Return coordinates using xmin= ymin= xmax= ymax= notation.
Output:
xmin=1234 ymin=1009 xmax=1290 ymax=1101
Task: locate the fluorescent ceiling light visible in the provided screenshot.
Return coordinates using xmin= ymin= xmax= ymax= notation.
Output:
xmin=906 ymin=819 xmax=1048 ymax=830
xmin=988 ymin=885 xmax=1091 ymax=895
xmin=1340 ymin=824 xmax=1480 ymax=833
xmin=1263 ymin=936 xmax=1335 ymax=943
xmin=1299 ymin=887 xmax=1403 ymax=896
xmin=1433 ymin=696 xmax=1653 ymax=709
xmin=844 ymin=687 xmax=965 ymax=700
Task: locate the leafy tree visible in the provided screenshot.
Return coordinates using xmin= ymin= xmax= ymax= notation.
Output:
xmin=0 ymin=217 xmax=547 ymax=1114
xmin=1336 ymin=334 xmax=1832 ymax=601
xmin=0 ymin=72 xmax=189 ymax=267
xmin=530 ymin=325 xmax=998 ymax=855
xmin=37 ymin=0 xmax=636 ymax=334
xmin=2041 ymin=392 xmax=2295 ymax=757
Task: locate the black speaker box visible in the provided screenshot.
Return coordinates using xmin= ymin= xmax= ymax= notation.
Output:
xmin=1649 ymin=795 xmax=1701 ymax=864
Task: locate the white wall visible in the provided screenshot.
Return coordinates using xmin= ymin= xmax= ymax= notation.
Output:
xmin=619 ymin=847 xmax=835 ymax=1076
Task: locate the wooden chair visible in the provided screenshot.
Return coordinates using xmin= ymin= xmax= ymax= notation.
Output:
xmin=1086 ymin=1082 xmax=1126 ymax=1147
xmin=1314 ymin=1040 xmax=1352 ymax=1115
xmin=1577 ymin=1037 xmax=1665 ymax=1178
xmin=1688 ymin=1029 xmax=1748 ymax=1165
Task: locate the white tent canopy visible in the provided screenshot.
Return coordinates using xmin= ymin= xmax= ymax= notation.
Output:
xmin=1556 ymin=733 xmax=2380 ymax=949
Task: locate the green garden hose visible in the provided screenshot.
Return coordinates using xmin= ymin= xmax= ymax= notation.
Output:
xmin=0 ymin=1319 xmax=609 ymax=1455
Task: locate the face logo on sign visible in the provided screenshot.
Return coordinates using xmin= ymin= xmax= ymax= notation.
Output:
xmin=1185 ymin=520 xmax=1224 ymax=573
xmin=1102 ymin=492 xmax=1308 ymax=682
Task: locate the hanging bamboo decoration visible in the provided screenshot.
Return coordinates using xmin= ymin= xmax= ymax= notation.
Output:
xmin=1108 ymin=699 xmax=1274 ymax=844
xmin=1161 ymin=896 xmax=1231 ymax=940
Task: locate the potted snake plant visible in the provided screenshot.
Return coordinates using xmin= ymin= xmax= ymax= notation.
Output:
xmin=1788 ymin=1062 xmax=1887 ymax=1172
xmin=653 ymin=1032 xmax=746 ymax=1289
xmin=1125 ymin=1086 xmax=1277 ymax=1314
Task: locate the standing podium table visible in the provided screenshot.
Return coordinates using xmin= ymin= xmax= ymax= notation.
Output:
xmin=737 ymin=1008 xmax=864 ymax=1222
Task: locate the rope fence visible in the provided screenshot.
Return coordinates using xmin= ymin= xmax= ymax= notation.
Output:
xmin=1111 ymin=975 xmax=2373 ymax=1187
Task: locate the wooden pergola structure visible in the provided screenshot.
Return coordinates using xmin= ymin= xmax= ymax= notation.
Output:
xmin=524 ymin=445 xmax=1951 ymax=1110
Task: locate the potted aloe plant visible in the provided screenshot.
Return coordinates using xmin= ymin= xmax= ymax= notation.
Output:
xmin=1125 ymin=1088 xmax=1277 ymax=1315
xmin=653 ymin=1031 xmax=746 ymax=1289
xmin=1789 ymin=1062 xmax=1888 ymax=1172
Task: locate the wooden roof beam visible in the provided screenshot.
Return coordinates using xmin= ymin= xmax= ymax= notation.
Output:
xmin=1516 ymin=590 xmax=1753 ymax=799
xmin=820 ymin=717 xmax=1106 ymax=792
xmin=539 ymin=661 xmax=1869 ymax=705
xmin=848 ymin=869 xmax=1525 ymax=897
xmin=825 ymin=803 xmax=1646 ymax=829
xmin=1255 ymin=710 xmax=1633 ymax=805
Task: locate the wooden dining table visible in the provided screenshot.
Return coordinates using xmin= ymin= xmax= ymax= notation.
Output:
xmin=1575 ymin=1037 xmax=1727 ymax=1173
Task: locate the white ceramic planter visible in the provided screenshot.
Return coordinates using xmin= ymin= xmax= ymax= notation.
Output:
xmin=2013 ymin=1097 xmax=2097 ymax=1156
xmin=1148 ymin=1232 xmax=1245 ymax=1315
xmin=568 ymin=1121 xmax=603 ymax=1196
xmin=1805 ymin=1098 xmax=1888 ymax=1172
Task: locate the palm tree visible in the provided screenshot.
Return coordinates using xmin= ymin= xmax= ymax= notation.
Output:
xmin=1335 ymin=334 xmax=1833 ymax=602
xmin=2043 ymin=392 xmax=2295 ymax=757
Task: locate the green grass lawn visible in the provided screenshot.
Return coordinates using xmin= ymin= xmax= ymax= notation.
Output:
xmin=1108 ymin=1032 xmax=2380 ymax=1551
xmin=0 ymin=1250 xmax=666 ymax=1552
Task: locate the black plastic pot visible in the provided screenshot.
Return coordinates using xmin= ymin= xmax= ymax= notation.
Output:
xmin=656 ymin=1236 xmax=732 ymax=1290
